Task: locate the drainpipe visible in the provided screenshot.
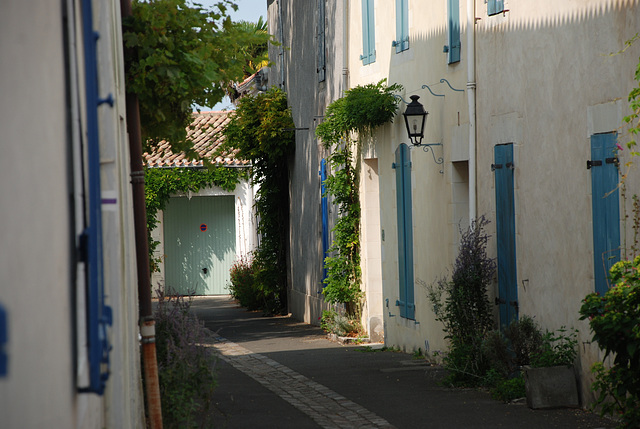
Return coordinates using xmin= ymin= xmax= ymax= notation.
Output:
xmin=342 ymin=0 xmax=349 ymax=94
xmin=467 ymin=0 xmax=477 ymax=222
xmin=120 ymin=1 xmax=163 ymax=428
xmin=278 ymin=0 xmax=284 ymax=88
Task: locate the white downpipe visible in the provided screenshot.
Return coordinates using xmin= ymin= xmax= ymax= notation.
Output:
xmin=467 ymin=0 xmax=477 ymax=222
xmin=342 ymin=0 xmax=349 ymax=93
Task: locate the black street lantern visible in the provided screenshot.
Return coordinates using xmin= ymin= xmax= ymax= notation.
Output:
xmin=402 ymin=95 xmax=428 ymax=146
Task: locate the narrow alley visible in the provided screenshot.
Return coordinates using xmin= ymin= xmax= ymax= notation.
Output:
xmin=192 ymin=296 xmax=613 ymax=429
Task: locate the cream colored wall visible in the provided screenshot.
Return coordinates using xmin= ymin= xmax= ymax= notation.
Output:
xmin=475 ymin=0 xmax=640 ymax=404
xmin=349 ymin=1 xmax=471 ymax=354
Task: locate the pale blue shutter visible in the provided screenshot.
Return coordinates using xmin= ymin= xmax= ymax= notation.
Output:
xmin=394 ymin=145 xmax=415 ymax=319
xmin=361 ymin=0 xmax=376 ymax=65
xmin=488 ymin=0 xmax=504 ymax=16
xmin=395 ymin=0 xmax=409 ymax=53
xmin=590 ymin=133 xmax=620 ymax=295
xmin=447 ymin=0 xmax=460 ymax=63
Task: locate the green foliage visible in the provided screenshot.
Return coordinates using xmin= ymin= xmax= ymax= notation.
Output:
xmin=155 ymin=289 xmax=217 ymax=428
xmin=427 ymin=217 xmax=496 ymax=386
xmin=576 ymin=44 xmax=640 ymax=427
xmin=580 ymin=256 xmax=640 ymax=428
xmin=145 ymin=165 xmax=246 ymax=273
xmin=227 ymin=255 xmax=261 ymax=310
xmin=315 ymin=80 xmax=401 ymax=315
xmin=222 ymin=87 xmax=295 ymax=315
xmin=490 ymin=374 xmax=526 ymax=403
xmin=320 ymin=310 xmax=363 ymax=337
xmin=482 ymin=315 xmax=544 ymax=377
xmin=530 ymin=327 xmax=578 ymax=368
xmin=623 ymin=33 xmax=640 ymax=159
xmin=123 ymin=0 xmax=271 ymax=152
xmin=232 ymin=17 xmax=269 ymax=78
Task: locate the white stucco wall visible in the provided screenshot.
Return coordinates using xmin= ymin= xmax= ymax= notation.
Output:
xmin=348 ymin=0 xmax=471 ymax=354
xmin=475 ymin=0 xmax=640 ymax=403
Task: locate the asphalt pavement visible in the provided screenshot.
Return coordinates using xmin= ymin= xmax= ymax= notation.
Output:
xmin=190 ymin=296 xmax=614 ymax=429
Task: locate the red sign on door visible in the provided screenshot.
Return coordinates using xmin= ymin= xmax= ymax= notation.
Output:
xmin=200 ymin=223 xmax=207 ymax=232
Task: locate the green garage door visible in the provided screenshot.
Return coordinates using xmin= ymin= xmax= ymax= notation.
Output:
xmin=164 ymin=196 xmax=236 ymax=295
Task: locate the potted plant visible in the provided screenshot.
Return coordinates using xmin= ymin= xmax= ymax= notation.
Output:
xmin=523 ymin=327 xmax=579 ymax=409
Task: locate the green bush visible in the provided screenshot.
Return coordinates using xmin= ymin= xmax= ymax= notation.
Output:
xmin=580 ymin=256 xmax=640 ymax=428
xmin=530 ymin=327 xmax=578 ymax=368
xmin=427 ymin=217 xmax=496 ymax=386
xmin=227 ymin=255 xmax=261 ymax=310
xmin=320 ymin=310 xmax=362 ymax=337
xmin=490 ymin=374 xmax=526 ymax=403
xmin=154 ymin=288 xmax=217 ymax=428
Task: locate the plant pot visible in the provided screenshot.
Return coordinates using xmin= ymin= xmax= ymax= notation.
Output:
xmin=523 ymin=365 xmax=579 ymax=409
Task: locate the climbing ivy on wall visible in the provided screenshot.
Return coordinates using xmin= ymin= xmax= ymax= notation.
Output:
xmin=222 ymin=87 xmax=295 ymax=314
xmin=316 ymin=80 xmax=402 ymax=316
xmin=145 ymin=165 xmax=247 ymax=273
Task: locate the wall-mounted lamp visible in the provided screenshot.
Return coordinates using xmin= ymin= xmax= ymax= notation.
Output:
xmin=402 ymin=95 xmax=428 ymax=146
xmin=401 ymin=95 xmax=443 ymax=166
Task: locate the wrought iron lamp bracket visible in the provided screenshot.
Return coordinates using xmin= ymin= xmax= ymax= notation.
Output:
xmin=421 ymin=78 xmax=465 ymax=98
xmin=411 ymin=141 xmax=444 ymax=172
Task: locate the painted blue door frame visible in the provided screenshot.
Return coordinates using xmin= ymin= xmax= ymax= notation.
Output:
xmin=393 ymin=144 xmax=415 ymax=319
xmin=494 ymin=144 xmax=518 ymax=325
xmin=590 ymin=132 xmax=620 ymax=295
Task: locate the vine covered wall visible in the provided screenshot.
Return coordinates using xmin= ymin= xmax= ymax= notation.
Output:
xmin=315 ymin=80 xmax=401 ymax=316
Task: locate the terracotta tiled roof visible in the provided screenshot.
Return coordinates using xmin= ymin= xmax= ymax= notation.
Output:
xmin=143 ymin=111 xmax=249 ymax=168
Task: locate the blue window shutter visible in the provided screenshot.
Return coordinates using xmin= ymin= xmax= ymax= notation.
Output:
xmin=0 ymin=304 xmax=7 ymax=377
xmin=320 ymin=159 xmax=329 ymax=283
xmin=317 ymin=0 xmax=326 ymax=82
xmin=394 ymin=145 xmax=415 ymax=319
xmin=448 ymin=0 xmax=460 ymax=63
xmin=361 ymin=0 xmax=376 ymax=64
xmin=590 ymin=133 xmax=620 ymax=295
xmin=395 ymin=0 xmax=409 ymax=53
xmin=488 ymin=0 xmax=504 ymax=16
xmin=488 ymin=0 xmax=496 ymax=15
xmin=80 ymin=0 xmax=112 ymax=395
xmin=494 ymin=144 xmax=518 ymax=325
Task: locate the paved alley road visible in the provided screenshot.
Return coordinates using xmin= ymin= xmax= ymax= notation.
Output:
xmin=191 ymin=296 xmax=613 ymax=429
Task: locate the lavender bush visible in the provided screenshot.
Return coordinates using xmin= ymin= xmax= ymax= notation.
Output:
xmin=154 ymin=288 xmax=217 ymax=428
xmin=427 ymin=216 xmax=496 ymax=385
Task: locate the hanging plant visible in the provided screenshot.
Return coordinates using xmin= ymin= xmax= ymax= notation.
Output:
xmin=316 ymin=80 xmax=402 ymax=316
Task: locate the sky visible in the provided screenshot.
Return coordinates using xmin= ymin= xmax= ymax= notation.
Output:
xmin=197 ymin=0 xmax=268 ymax=111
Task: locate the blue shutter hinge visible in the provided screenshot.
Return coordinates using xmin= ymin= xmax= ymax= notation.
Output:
xmin=392 ymin=162 xmax=397 ymax=169
xmin=491 ymin=163 xmax=502 ymax=171
xmin=359 ymin=54 xmax=366 ymax=60
xmin=443 ymin=45 xmax=449 ymax=53
xmin=0 ymin=304 xmax=8 ymax=377
xmin=586 ymin=160 xmax=602 ymax=169
xmin=98 ymin=94 xmax=114 ymax=107
xmin=385 ymin=298 xmax=396 ymax=318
